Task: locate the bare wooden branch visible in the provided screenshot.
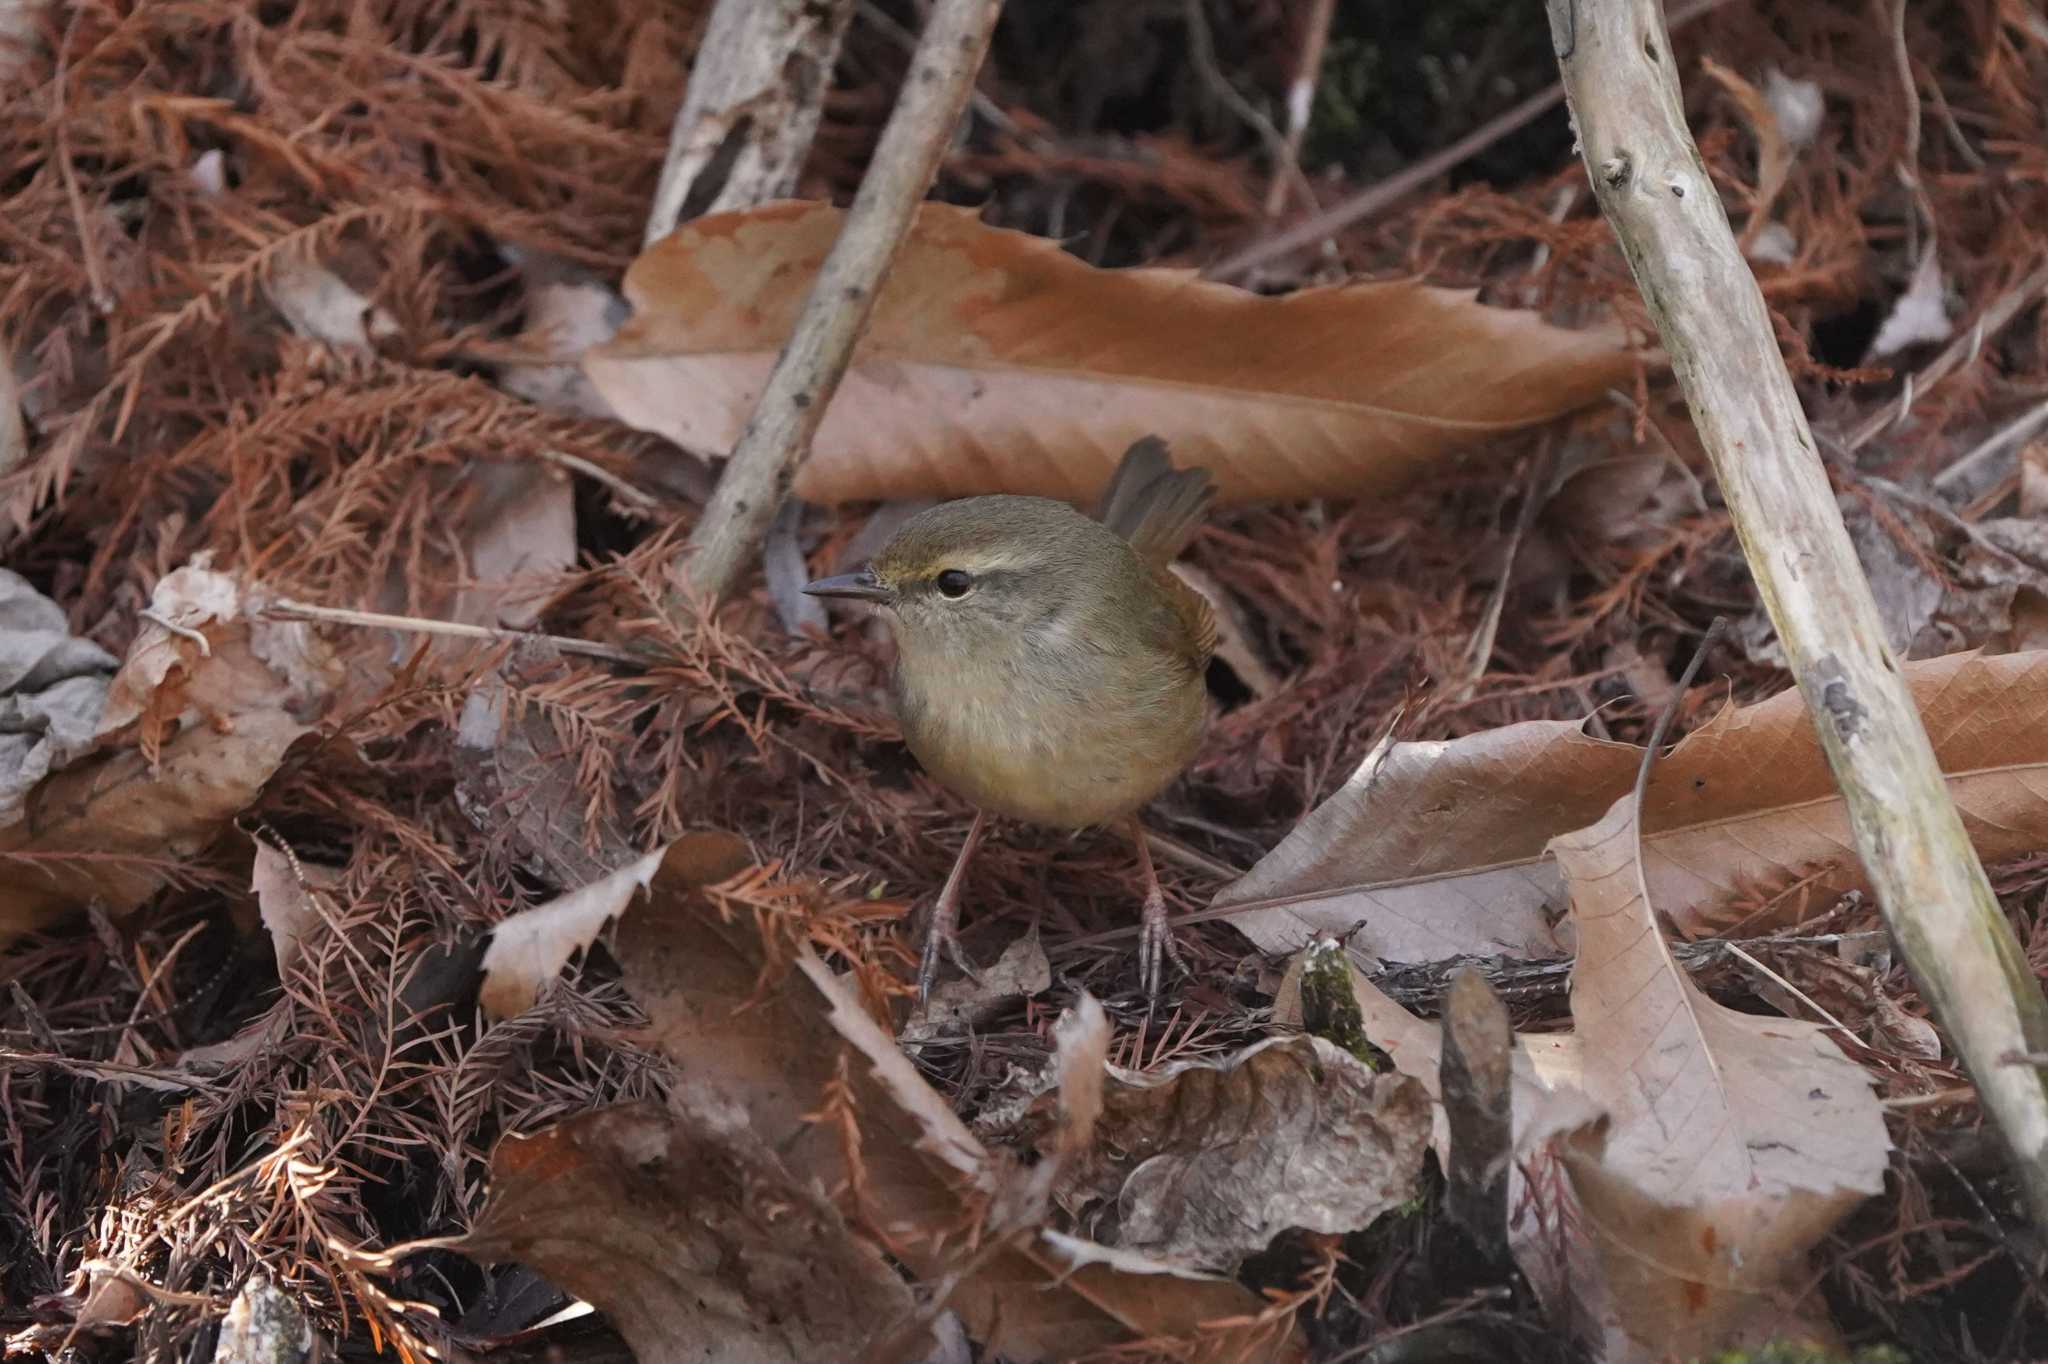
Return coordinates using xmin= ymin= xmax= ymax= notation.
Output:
xmin=644 ymin=0 xmax=856 ymax=246
xmin=680 ymin=0 xmax=1005 ymax=606
xmin=1552 ymin=0 xmax=2048 ymax=1224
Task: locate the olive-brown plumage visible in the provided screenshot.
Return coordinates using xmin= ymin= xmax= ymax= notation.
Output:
xmin=804 ymin=438 xmax=1215 ymax=1001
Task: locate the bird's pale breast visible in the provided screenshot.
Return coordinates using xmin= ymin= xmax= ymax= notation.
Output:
xmin=894 ymin=636 xmax=1206 ymax=829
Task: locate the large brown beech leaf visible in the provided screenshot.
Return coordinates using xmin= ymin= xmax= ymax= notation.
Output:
xmin=1219 ymin=649 xmax=2048 ymax=957
xmin=582 ymin=201 xmax=1637 ymax=505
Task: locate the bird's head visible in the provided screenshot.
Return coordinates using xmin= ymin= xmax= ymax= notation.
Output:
xmin=803 ymin=495 xmax=1131 ymax=652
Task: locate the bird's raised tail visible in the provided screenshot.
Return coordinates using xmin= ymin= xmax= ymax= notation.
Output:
xmin=1093 ymin=436 xmax=1215 ymax=567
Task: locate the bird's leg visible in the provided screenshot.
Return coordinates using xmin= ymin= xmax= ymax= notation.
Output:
xmin=919 ymin=810 xmax=990 ymax=1004
xmin=1128 ymin=817 xmax=1189 ymax=999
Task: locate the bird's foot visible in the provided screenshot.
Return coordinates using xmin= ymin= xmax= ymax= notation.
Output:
xmin=1137 ymin=881 xmax=1190 ymax=1002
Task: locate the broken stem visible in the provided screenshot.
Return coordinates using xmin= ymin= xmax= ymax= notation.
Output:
xmin=677 ymin=0 xmax=1005 ymax=608
xmin=644 ymin=0 xmax=857 ymax=245
xmin=1553 ymin=0 xmax=2048 ymax=1225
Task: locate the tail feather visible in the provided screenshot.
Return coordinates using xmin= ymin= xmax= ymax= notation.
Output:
xmin=1093 ymin=437 xmax=1215 ymax=566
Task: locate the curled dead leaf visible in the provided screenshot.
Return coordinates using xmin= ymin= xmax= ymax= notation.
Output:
xmin=1549 ymin=796 xmax=1888 ymax=1361
xmin=1 ymin=563 xmax=341 ymax=946
xmin=1041 ymin=1032 xmax=1431 ymax=1270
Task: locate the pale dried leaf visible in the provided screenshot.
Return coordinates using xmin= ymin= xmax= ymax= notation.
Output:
xmin=495 ymin=247 xmax=627 ymax=418
xmin=454 ymin=681 xmax=635 ymax=885
xmin=763 ymin=496 xmax=828 ymax=635
xmin=0 ymin=1 xmax=48 ymax=86
xmin=451 ymin=462 xmax=577 ymax=631
xmin=1550 ymin=796 xmax=1887 ymax=1360
xmin=1052 ymin=991 xmax=1109 ymax=1157
xmin=1215 ymin=719 xmax=1603 ymax=961
xmin=450 ymin=1102 xmax=915 ymax=1364
xmin=1 ymin=565 xmax=339 ymax=945
xmin=2019 ymin=440 xmax=2048 ymax=518
xmin=0 ymin=569 xmax=115 ymax=830
xmin=266 ymin=260 xmax=400 ymax=353
xmin=1055 ymin=1034 xmax=1430 ymax=1269
xmin=1223 ymin=650 xmax=2048 ymax=950
xmin=1272 ymin=943 xmax=1591 ymax=1163
xmin=1870 ymin=245 xmax=1952 ymax=358
xmin=0 ymin=340 xmax=24 ymax=480
xmin=1172 ymin=562 xmax=1281 ymax=697
xmin=1764 ymin=67 xmax=1824 ymax=147
xmin=1746 ymin=221 xmax=1798 ymax=265
xmin=584 ymin=201 xmax=1635 ymax=505
xmin=478 ymin=845 xmax=667 ymax=1020
xmin=250 ymin=843 xmax=339 ymax=977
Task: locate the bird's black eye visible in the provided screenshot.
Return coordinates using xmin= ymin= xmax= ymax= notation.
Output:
xmin=935 ymin=569 xmax=973 ymax=599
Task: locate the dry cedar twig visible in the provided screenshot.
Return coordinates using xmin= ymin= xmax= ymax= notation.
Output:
xmin=1553 ymin=0 xmax=2048 ymax=1225
xmin=679 ymin=0 xmax=1006 ymax=606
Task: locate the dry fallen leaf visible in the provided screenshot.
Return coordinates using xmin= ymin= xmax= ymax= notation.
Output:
xmin=1220 ymin=649 xmax=2048 ymax=952
xmin=1549 ymin=796 xmax=1888 ymax=1362
xmin=477 ymin=844 xmax=668 ymax=1020
xmin=1041 ymin=1032 xmax=1431 ymax=1270
xmin=1 ymin=562 xmax=341 ymax=946
xmin=1699 ymin=56 xmax=1795 ymax=249
xmin=0 ymin=568 xmax=115 ymax=829
xmin=446 ymin=1101 xmax=916 ymax=1364
xmin=210 ymin=1272 xmax=316 ymax=1364
xmin=613 ymin=838 xmax=1303 ymax=1362
xmin=1869 ymin=244 xmax=1953 ymax=359
xmin=901 ymin=927 xmax=1051 ymax=1042
xmin=450 ymin=461 xmax=578 ymax=632
xmin=494 ymin=246 xmax=628 ymax=420
xmin=584 ymin=200 xmax=1636 ymax=505
xmin=250 ymin=842 xmax=339 ymax=977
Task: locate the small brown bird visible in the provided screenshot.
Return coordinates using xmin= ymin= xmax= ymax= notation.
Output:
xmin=804 ymin=438 xmax=1216 ymax=1001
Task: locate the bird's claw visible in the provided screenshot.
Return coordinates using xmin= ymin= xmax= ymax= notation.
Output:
xmin=916 ymin=899 xmax=982 ymax=1006
xmin=1137 ymin=883 xmax=1189 ymax=1002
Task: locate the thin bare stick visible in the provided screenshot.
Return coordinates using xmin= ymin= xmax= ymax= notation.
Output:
xmin=679 ymin=0 xmax=1005 ymax=607
xmin=265 ymin=597 xmax=642 ymax=666
xmin=1552 ymin=0 xmax=2048 ymax=1225
xmin=1264 ymin=0 xmax=1336 ymax=218
xmin=644 ymin=0 xmax=857 ymax=246
xmin=1205 ymin=0 xmax=1739 ymax=283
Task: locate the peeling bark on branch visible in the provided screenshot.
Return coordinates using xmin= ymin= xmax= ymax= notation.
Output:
xmin=645 ymin=0 xmax=856 ymax=246
xmin=1552 ymin=0 xmax=2048 ymax=1224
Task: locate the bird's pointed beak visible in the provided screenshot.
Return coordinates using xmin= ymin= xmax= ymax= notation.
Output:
xmin=801 ymin=565 xmax=893 ymax=604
